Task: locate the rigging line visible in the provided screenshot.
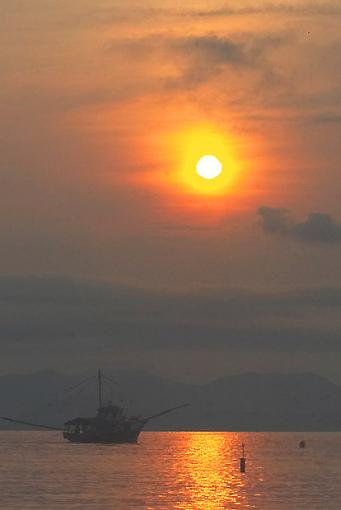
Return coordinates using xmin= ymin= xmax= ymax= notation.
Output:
xmin=102 ymin=374 xmax=120 ymax=396
xmin=102 ymin=374 xmax=126 ymax=403
xmin=0 ymin=416 xmax=62 ymax=431
xmin=100 ymin=373 xmax=130 ymax=407
xmin=72 ymin=384 xmax=89 ymax=403
xmin=49 ymin=375 xmax=96 ymax=403
xmin=27 ymin=375 xmax=97 ymax=416
xmin=63 ymin=375 xmax=97 ymax=394
xmin=102 ymin=374 xmax=120 ymax=386
xmin=53 ymin=376 xmax=97 ymax=408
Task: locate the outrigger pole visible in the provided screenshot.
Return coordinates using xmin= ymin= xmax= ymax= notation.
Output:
xmin=0 ymin=416 xmax=62 ymax=431
xmin=144 ymin=403 xmax=190 ymax=423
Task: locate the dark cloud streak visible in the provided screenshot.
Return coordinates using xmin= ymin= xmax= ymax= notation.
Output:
xmin=81 ymin=3 xmax=341 ymax=26
xmin=192 ymin=3 xmax=341 ymax=18
xmin=1 ymin=276 xmax=341 ymax=361
xmin=259 ymin=206 xmax=341 ymax=244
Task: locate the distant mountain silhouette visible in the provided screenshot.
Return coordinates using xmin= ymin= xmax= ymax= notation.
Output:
xmin=0 ymin=370 xmax=340 ymax=431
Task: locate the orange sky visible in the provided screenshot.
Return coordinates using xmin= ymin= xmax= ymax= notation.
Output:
xmin=1 ymin=0 xmax=341 ymax=281
xmin=1 ymin=0 xmax=341 ymax=379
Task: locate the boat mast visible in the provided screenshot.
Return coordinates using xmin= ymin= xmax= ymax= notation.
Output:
xmin=98 ymin=369 xmax=103 ymax=409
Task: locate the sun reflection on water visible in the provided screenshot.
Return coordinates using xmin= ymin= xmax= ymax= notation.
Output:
xmin=168 ymin=432 xmax=251 ymax=510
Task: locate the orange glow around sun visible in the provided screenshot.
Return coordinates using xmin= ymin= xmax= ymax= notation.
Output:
xmin=166 ymin=125 xmax=242 ymax=197
xmin=131 ymin=116 xmax=253 ymax=222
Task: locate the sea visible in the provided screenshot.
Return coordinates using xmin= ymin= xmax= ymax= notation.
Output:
xmin=0 ymin=431 xmax=340 ymax=509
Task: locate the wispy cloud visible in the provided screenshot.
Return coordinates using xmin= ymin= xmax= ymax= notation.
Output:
xmin=79 ymin=2 xmax=341 ymax=27
xmin=312 ymin=112 xmax=341 ymax=124
xmin=192 ymin=2 xmax=341 ymax=18
xmin=107 ymin=32 xmax=287 ymax=92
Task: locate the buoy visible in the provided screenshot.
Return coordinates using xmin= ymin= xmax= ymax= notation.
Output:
xmin=240 ymin=443 xmax=246 ymax=473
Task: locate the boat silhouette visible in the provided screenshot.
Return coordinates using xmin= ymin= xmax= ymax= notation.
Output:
xmin=1 ymin=369 xmax=189 ymax=444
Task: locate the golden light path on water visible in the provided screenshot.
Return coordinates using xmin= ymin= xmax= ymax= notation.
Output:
xmin=173 ymin=432 xmax=250 ymax=510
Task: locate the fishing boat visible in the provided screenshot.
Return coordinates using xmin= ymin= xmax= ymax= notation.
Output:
xmin=1 ymin=370 xmax=188 ymax=444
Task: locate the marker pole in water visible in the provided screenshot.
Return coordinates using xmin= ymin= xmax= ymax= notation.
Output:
xmin=240 ymin=443 xmax=246 ymax=473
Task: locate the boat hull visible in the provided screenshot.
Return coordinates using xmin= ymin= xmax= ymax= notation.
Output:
xmin=63 ymin=427 xmax=144 ymax=444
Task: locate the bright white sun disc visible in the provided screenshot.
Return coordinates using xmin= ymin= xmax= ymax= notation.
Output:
xmin=196 ymin=155 xmax=223 ymax=180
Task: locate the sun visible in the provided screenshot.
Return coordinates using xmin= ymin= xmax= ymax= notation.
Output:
xmin=148 ymin=123 xmax=243 ymax=197
xmin=196 ymin=155 xmax=222 ymax=180
xmin=174 ymin=125 xmax=241 ymax=195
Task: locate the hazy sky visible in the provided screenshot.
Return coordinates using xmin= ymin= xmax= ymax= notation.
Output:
xmin=1 ymin=1 xmax=341 ymax=382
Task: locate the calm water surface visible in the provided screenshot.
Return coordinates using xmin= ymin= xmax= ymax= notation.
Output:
xmin=0 ymin=431 xmax=340 ymax=509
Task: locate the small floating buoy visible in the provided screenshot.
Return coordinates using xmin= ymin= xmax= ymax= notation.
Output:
xmin=240 ymin=443 xmax=246 ymax=473
xmin=299 ymin=440 xmax=306 ymax=449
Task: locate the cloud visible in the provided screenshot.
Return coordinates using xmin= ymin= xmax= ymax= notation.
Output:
xmin=108 ymin=32 xmax=286 ymax=90
xmin=0 ymin=275 xmax=341 ymax=371
xmin=192 ymin=3 xmax=341 ymax=18
xmin=170 ymin=36 xmax=247 ymax=66
xmin=258 ymin=206 xmax=293 ymax=234
xmin=258 ymin=206 xmax=341 ymax=243
xmin=296 ymin=213 xmax=341 ymax=242
xmin=79 ymin=3 xmax=341 ymax=27
xmin=110 ymin=34 xmax=250 ymax=67
xmin=312 ymin=112 xmax=341 ymax=124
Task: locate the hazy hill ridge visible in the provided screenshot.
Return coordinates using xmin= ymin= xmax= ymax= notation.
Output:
xmin=0 ymin=371 xmax=340 ymax=431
